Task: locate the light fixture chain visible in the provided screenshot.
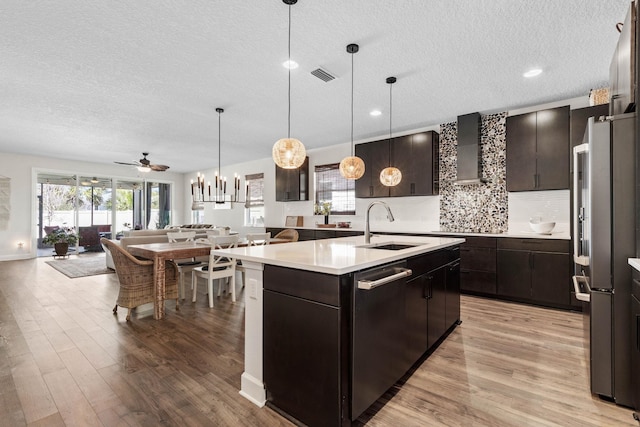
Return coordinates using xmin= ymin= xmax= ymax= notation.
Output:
xmin=350 ymin=49 xmax=354 ymax=157
xmin=389 ymin=81 xmax=392 ymax=164
xmin=218 ymin=109 xmax=221 ymax=177
xmin=287 ymin=3 xmax=292 ymax=140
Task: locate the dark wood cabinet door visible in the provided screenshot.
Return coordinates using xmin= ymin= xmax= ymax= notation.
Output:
xmin=445 ymin=261 xmax=460 ymax=329
xmin=506 ymin=112 xmax=537 ymax=191
xmin=631 ymin=295 xmax=640 ymax=410
xmin=264 ymin=290 xmax=341 ymax=427
xmin=275 ymin=157 xmax=308 ymax=201
xmin=390 ymin=132 xmax=438 ymax=197
xmin=531 ymin=251 xmax=571 ymax=305
xmin=536 ymin=106 xmax=569 ymax=190
xmin=460 ymin=270 xmax=497 ymax=294
xmin=426 ymin=266 xmax=447 ymax=349
xmin=390 ymin=135 xmax=413 ymax=197
xmin=497 ymin=250 xmax=531 ymax=298
xmin=403 ymin=275 xmax=429 ymax=374
xmin=354 ymin=139 xmax=392 ymax=198
xmin=297 ymin=229 xmax=315 ymax=241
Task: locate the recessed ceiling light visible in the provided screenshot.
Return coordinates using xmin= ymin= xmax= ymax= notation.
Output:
xmin=370 ymin=110 xmax=382 ymax=116
xmin=283 ymin=60 xmax=298 ymax=69
xmin=523 ymin=68 xmax=542 ymax=78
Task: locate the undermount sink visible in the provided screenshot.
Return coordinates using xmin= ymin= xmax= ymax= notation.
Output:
xmin=357 ymin=242 xmax=420 ymax=250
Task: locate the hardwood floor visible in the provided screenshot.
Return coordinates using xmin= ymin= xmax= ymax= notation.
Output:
xmin=0 ymin=255 xmax=636 ymax=426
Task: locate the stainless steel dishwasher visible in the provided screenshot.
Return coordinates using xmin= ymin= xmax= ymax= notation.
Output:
xmin=352 ymin=261 xmax=412 ymax=420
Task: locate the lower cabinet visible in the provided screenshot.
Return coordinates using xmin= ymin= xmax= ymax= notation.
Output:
xmin=460 ymin=237 xmax=496 ymax=295
xmin=266 ymin=227 xmax=363 ymax=242
xmin=496 ymin=239 xmax=572 ymax=308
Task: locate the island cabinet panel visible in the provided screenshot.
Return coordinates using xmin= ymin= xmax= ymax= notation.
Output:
xmin=496 ymin=239 xmax=572 ymax=308
xmin=263 ymin=265 xmax=350 ymax=427
xmin=275 ymin=156 xmax=309 ymax=201
xmin=263 ymin=245 xmax=461 ymax=426
xmin=506 ymin=106 xmax=569 ymax=191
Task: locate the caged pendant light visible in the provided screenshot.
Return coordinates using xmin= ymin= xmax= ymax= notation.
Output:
xmin=272 ymin=0 xmax=306 ymax=169
xmin=339 ymin=43 xmax=365 ymax=180
xmin=379 ymin=76 xmax=402 ymax=187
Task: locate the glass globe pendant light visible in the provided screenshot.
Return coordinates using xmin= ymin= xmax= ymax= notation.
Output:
xmin=380 ymin=76 xmax=402 ymax=187
xmin=272 ymin=0 xmax=306 ymax=169
xmin=339 ymin=43 xmax=365 ymax=180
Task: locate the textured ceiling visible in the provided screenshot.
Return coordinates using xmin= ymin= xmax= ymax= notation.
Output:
xmin=0 ymin=1 xmax=630 ymax=173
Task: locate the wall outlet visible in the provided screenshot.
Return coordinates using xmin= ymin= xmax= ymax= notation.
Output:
xmin=248 ymin=278 xmax=258 ymax=300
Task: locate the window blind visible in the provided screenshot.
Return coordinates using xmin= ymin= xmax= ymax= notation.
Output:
xmin=245 ymin=173 xmax=264 ymax=207
xmin=314 ymin=163 xmax=355 ymax=215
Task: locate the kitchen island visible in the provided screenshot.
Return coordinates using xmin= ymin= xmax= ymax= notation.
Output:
xmin=212 ymin=234 xmax=464 ymax=426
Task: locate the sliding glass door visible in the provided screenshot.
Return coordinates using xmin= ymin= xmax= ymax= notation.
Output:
xmin=36 ymin=173 xmax=171 ymax=256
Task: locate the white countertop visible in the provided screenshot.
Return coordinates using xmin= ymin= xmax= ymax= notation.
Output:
xmin=269 ymin=226 xmax=570 ymax=240
xmin=629 ymin=258 xmax=640 ymax=272
xmin=212 ymin=235 xmax=465 ymax=275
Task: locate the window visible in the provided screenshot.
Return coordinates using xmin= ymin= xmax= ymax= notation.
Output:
xmin=245 ymin=173 xmax=265 ymax=226
xmin=314 ymin=163 xmax=355 ymax=215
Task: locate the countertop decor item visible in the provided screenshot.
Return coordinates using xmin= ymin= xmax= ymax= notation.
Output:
xmin=529 ymin=218 xmax=556 ymax=234
xmin=272 ymin=0 xmax=306 ymax=169
xmin=380 ymin=77 xmax=402 ymax=187
xmin=339 ymin=43 xmax=365 ymax=180
xmin=316 ymin=223 xmax=337 ymax=228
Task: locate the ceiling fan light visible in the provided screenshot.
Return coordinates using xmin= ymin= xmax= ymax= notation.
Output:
xmin=273 ymin=137 xmax=306 ymax=169
xmin=90 ymin=177 xmax=99 ymax=183
xmin=339 ymin=156 xmax=365 ymax=180
xmin=137 ymin=166 xmax=151 ymax=173
xmin=380 ymin=167 xmax=402 ymax=187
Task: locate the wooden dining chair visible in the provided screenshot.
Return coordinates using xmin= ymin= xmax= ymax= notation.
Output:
xmin=101 ymin=238 xmax=179 ymax=321
xmin=167 ymin=231 xmax=205 ymax=299
xmin=274 ymin=228 xmax=299 ymax=242
xmin=192 ymin=235 xmax=239 ymax=307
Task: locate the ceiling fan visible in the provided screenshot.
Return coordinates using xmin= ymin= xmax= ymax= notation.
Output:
xmin=114 ymin=152 xmax=170 ymax=172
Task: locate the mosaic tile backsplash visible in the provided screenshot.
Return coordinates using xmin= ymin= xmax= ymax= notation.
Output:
xmin=439 ymin=112 xmax=508 ymax=233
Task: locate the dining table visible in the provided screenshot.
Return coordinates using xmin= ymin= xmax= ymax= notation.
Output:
xmin=127 ymin=238 xmax=289 ymax=319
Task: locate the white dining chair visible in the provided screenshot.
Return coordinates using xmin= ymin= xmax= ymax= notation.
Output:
xmin=236 ymin=232 xmax=271 ymax=289
xmin=167 ymin=231 xmax=204 ymax=299
xmin=192 ymin=235 xmax=239 ymax=307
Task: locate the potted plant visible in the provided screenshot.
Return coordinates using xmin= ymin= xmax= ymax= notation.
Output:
xmin=314 ymin=201 xmax=332 ymax=224
xmin=42 ymin=227 xmax=78 ymax=257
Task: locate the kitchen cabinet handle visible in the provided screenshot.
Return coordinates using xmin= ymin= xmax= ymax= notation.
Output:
xmin=410 ymin=183 xmax=415 ymax=194
xmin=424 ymin=275 xmax=434 ymax=299
xmin=533 ymin=174 xmax=537 ymax=188
xmin=636 ymin=315 xmax=640 ymax=351
xmin=357 ymin=268 xmax=412 ymax=290
xmin=529 ymin=253 xmax=534 ymax=269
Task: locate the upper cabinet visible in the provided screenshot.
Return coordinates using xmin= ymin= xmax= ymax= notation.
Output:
xmin=390 ymin=131 xmax=440 ymax=197
xmin=506 ymin=106 xmax=570 ymax=192
xmin=355 ymin=140 xmax=389 ymax=198
xmin=609 ymin=2 xmax=635 ymax=115
xmin=355 ymin=131 xmax=439 ymax=198
xmin=275 ymin=156 xmax=309 ymax=201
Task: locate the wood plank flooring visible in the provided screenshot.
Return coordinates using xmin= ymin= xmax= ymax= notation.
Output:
xmin=0 ymin=255 xmax=636 ymax=426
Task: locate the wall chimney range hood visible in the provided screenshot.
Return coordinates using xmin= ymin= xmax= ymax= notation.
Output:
xmin=454 ymin=112 xmax=487 ymax=185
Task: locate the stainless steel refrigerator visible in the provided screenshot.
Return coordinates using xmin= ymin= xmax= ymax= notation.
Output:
xmin=573 ymin=113 xmax=635 ymax=407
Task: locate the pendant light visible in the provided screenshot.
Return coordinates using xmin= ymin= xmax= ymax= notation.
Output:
xmin=380 ymin=76 xmax=402 ymax=187
xmin=339 ymin=43 xmax=365 ymax=180
xmin=272 ymin=0 xmax=306 ymax=169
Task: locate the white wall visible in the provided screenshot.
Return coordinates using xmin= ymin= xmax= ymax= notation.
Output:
xmin=0 ymin=151 xmax=185 ymax=260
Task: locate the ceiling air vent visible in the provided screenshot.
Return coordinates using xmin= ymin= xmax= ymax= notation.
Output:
xmin=311 ymin=68 xmax=336 ymax=82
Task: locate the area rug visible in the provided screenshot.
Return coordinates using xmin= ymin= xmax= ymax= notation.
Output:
xmin=46 ymin=255 xmax=114 ymax=278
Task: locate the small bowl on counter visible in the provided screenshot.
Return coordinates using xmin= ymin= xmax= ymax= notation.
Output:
xmin=336 ymin=222 xmax=351 ymax=228
xmin=529 ymin=218 xmax=556 ymax=234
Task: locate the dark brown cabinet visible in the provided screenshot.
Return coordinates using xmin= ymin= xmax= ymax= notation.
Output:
xmin=632 ymin=293 xmax=640 ymax=411
xmin=459 ymin=236 xmax=497 ymax=294
xmin=506 ymin=106 xmax=570 ymax=191
xmin=497 ymin=239 xmax=572 ymax=308
xmin=355 ymin=131 xmax=439 ymax=198
xmin=355 ymin=140 xmax=389 ymax=198
xmin=390 ymin=131 xmax=440 ymax=197
xmin=275 ymin=156 xmax=309 ymax=201
xmin=266 ymin=228 xmax=363 ymax=242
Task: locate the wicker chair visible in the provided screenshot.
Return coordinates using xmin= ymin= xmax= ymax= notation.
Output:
xmin=274 ymin=228 xmax=299 ymax=242
xmin=101 ymin=238 xmax=179 ymax=321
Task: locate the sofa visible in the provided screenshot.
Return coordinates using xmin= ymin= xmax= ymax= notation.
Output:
xmin=104 ymin=225 xmax=228 ymax=269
